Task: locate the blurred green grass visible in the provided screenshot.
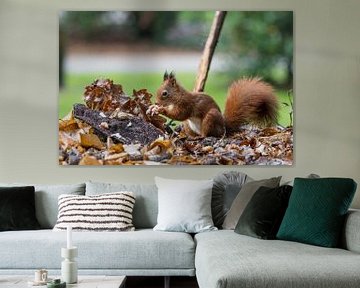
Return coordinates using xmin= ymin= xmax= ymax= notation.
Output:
xmin=59 ymin=72 xmax=293 ymax=127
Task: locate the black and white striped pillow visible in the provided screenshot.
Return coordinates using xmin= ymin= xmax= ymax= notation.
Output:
xmin=53 ymin=192 xmax=136 ymax=231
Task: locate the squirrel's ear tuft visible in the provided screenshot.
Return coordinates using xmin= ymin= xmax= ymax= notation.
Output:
xmin=164 ymin=70 xmax=176 ymax=85
xmin=169 ymin=71 xmax=176 ymax=86
xmin=169 ymin=71 xmax=175 ymax=79
xmin=163 ymin=70 xmax=169 ymax=81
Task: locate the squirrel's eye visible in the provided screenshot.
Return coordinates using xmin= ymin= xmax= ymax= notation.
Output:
xmin=161 ymin=90 xmax=168 ymax=98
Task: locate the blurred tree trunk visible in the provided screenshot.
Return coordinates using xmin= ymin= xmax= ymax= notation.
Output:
xmin=133 ymin=12 xmax=157 ymax=38
xmin=194 ymin=11 xmax=227 ymax=93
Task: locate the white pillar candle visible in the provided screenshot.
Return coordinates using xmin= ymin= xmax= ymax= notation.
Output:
xmin=67 ymin=225 xmax=72 ymax=249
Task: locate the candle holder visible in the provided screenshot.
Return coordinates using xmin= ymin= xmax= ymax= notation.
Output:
xmin=61 ymin=247 xmax=78 ymax=284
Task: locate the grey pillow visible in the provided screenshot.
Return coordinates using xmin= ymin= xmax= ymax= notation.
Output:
xmin=153 ymin=177 xmax=217 ymax=233
xmin=222 ymin=177 xmax=281 ymax=230
xmin=212 ymin=171 xmax=252 ymax=228
xmin=284 ymin=173 xmax=320 ymax=186
xmin=86 ymin=181 xmax=158 ymax=229
xmin=0 ymin=183 xmax=86 ymax=228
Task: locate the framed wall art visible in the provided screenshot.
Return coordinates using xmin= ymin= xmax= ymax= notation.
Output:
xmin=58 ymin=11 xmax=293 ymax=166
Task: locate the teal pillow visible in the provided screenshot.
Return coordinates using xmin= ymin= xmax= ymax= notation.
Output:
xmin=277 ymin=177 xmax=357 ymax=247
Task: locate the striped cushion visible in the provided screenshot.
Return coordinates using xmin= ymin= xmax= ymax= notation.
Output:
xmin=53 ymin=192 xmax=136 ymax=232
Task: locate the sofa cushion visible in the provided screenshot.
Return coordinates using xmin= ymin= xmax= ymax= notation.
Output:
xmin=195 ymin=230 xmax=360 ymax=288
xmin=0 ymin=183 xmax=86 ymax=229
xmin=212 ymin=171 xmax=252 ymax=228
xmin=0 ymin=186 xmax=40 ymax=231
xmin=222 ymin=177 xmax=281 ymax=229
xmin=234 ymin=185 xmax=292 ymax=239
xmin=0 ymin=229 xmax=195 ymax=272
xmin=283 ymin=173 xmax=320 ymax=186
xmin=153 ymin=177 xmax=216 ymax=233
xmin=86 ymin=182 xmax=158 ymax=229
xmin=342 ymin=209 xmax=360 ymax=253
xmin=53 ymin=192 xmax=136 ymax=232
xmin=277 ymin=178 xmax=357 ymax=247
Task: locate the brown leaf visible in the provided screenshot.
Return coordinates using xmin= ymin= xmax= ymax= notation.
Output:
xmin=148 ymin=139 xmax=174 ymax=153
xmin=83 ymin=79 xmax=125 ymax=112
xmin=58 ymin=131 xmax=82 ymax=151
xmin=80 ymin=134 xmax=104 ymax=150
xmin=167 ymin=155 xmax=199 ymax=165
xmin=133 ymin=89 xmax=152 ymax=103
xmin=259 ymin=127 xmax=279 ymax=137
xmin=59 ymin=116 xmax=79 ymax=132
xmin=108 ymin=143 xmax=124 ymax=154
xmin=79 ymin=155 xmax=103 ymax=165
xmin=104 ymin=152 xmax=128 ymax=162
xmin=202 ymin=146 xmax=214 ymax=153
xmin=144 ymin=138 xmax=174 ymax=162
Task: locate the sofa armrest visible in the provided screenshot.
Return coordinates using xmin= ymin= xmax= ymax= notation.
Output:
xmin=342 ymin=209 xmax=360 ymax=253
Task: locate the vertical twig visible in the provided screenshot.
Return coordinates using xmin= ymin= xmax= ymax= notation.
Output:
xmin=287 ymin=90 xmax=293 ymax=126
xmin=193 ymin=11 xmax=227 ymax=93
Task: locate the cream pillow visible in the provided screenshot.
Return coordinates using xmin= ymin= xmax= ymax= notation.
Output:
xmin=154 ymin=177 xmax=217 ymax=233
xmin=53 ymin=192 xmax=135 ymax=231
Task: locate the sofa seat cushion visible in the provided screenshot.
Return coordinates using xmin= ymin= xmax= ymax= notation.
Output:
xmin=195 ymin=230 xmax=360 ymax=288
xmin=0 ymin=229 xmax=195 ymax=271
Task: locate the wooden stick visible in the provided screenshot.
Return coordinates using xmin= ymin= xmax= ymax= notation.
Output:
xmin=193 ymin=11 xmax=227 ymax=93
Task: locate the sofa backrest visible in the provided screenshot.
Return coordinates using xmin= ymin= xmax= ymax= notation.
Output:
xmin=86 ymin=182 xmax=158 ymax=229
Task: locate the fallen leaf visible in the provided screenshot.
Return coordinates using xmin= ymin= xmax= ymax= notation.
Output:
xmin=80 ymin=134 xmax=104 ymax=150
xmin=79 ymin=155 xmax=103 ymax=165
xmin=59 ymin=118 xmax=79 ymax=132
xmin=108 ymin=143 xmax=124 ymax=154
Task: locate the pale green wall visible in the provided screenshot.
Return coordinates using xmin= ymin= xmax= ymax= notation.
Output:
xmin=0 ymin=0 xmax=359 ymax=208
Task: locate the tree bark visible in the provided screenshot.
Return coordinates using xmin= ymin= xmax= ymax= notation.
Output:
xmin=73 ymin=104 xmax=164 ymax=145
xmin=193 ymin=11 xmax=227 ymax=93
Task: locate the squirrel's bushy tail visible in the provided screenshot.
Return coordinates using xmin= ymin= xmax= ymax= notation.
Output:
xmin=224 ymin=77 xmax=279 ymax=134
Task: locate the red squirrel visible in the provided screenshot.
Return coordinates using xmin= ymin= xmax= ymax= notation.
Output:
xmin=147 ymin=71 xmax=279 ymax=137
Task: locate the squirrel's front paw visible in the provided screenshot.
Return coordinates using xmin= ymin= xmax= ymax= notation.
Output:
xmin=147 ymin=104 xmax=161 ymax=116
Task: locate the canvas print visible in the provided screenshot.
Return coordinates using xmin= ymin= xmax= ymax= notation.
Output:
xmin=59 ymin=11 xmax=293 ymax=166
